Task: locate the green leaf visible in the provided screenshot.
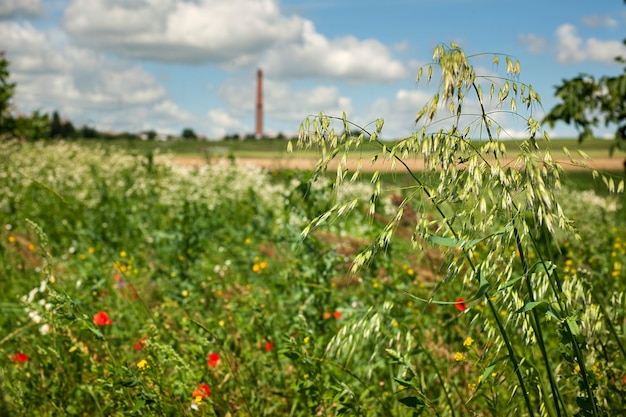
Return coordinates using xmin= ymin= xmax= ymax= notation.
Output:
xmin=131 ymin=399 xmax=146 ymax=413
xmin=545 ymin=305 xmax=563 ymax=321
xmin=394 ymin=378 xmax=415 ymax=388
xmin=477 ymin=361 xmax=499 ymax=389
xmin=427 ymin=235 xmax=482 ymax=247
xmin=282 ymin=351 xmax=300 ymax=360
xmin=399 ymin=396 xmax=425 ymax=408
xmin=426 ymin=225 xmax=511 ymax=248
xmin=515 ymin=300 xmax=549 ymax=314
xmin=566 ymin=317 xmax=580 ymax=336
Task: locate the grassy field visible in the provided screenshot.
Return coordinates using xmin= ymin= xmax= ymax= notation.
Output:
xmin=1 ymin=138 xmax=625 ymax=416
xmin=75 ymin=136 xmax=625 ymax=195
xmin=73 ymin=136 xmax=620 ymax=159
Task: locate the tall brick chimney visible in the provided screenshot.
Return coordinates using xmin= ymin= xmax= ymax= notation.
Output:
xmin=255 ymin=68 xmax=263 ymax=139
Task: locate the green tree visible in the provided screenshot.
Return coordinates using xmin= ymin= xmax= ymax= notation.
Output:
xmin=61 ymin=119 xmax=76 ymax=138
xmin=80 ymin=125 xmax=99 ymax=139
xmin=543 ymin=20 xmax=626 ymax=162
xmin=0 ymin=52 xmax=50 ymax=140
xmin=49 ymin=110 xmax=63 ymax=138
xmin=145 ymin=130 xmax=157 ymax=140
xmin=181 ymin=127 xmax=197 ymax=140
xmin=0 ymin=51 xmax=16 ymax=134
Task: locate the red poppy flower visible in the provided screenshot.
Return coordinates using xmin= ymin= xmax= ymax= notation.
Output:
xmin=264 ymin=340 xmax=274 ymax=352
xmin=323 ymin=312 xmax=332 ymax=320
xmin=12 ymin=353 xmax=29 ymax=363
xmin=93 ymin=311 xmax=113 ymax=326
xmin=134 ymin=337 xmax=146 ymax=351
xmin=192 ymin=383 xmax=211 ymax=399
xmin=207 ymin=352 xmax=220 ymax=367
xmin=333 ymin=311 xmax=342 ymax=320
xmin=455 ymin=297 xmax=466 ymax=312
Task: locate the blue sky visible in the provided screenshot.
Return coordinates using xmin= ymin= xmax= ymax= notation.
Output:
xmin=0 ymin=0 xmax=624 ymax=139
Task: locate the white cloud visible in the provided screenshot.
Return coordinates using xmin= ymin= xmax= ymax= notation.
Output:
xmin=0 ymin=21 xmax=168 ymax=130
xmin=155 ymin=100 xmax=195 ymax=123
xmin=63 ymin=0 xmax=304 ymax=64
xmin=62 ymin=0 xmax=408 ymax=83
xmin=206 ymin=109 xmax=247 ymax=138
xmin=261 ymin=21 xmax=409 ymax=83
xmin=556 ymin=23 xmax=626 ymax=64
xmin=362 ymin=89 xmax=432 ymax=139
xmin=518 ymin=33 xmax=548 ymax=54
xmin=0 ymin=0 xmax=41 ymax=19
xmin=217 ymin=76 xmax=352 ymax=134
xmin=265 ymin=83 xmax=352 ymax=121
xmin=581 ymin=15 xmax=617 ymax=28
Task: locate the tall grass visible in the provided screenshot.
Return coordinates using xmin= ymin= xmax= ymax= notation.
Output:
xmin=294 ymin=43 xmax=626 ymax=416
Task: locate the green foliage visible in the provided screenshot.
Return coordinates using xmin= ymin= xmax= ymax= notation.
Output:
xmin=48 ymin=111 xmax=76 ymax=139
xmin=181 ymin=127 xmax=197 ymax=140
xmin=0 ymin=53 xmax=50 ymax=141
xmin=294 ymin=42 xmax=626 ymax=416
xmin=0 ymin=51 xmax=16 ymax=134
xmin=543 ymin=38 xmax=626 ymax=155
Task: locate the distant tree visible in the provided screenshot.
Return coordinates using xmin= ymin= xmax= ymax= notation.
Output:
xmin=0 ymin=51 xmax=16 ymax=135
xmin=146 ymin=130 xmax=157 ymax=140
xmin=12 ymin=111 xmax=49 ymax=140
xmin=49 ymin=111 xmax=77 ymax=139
xmin=49 ymin=111 xmax=63 ymax=138
xmin=0 ymin=53 xmax=50 ymax=140
xmin=181 ymin=127 xmax=197 ymax=140
xmin=80 ymin=125 xmax=99 ymax=139
xmin=223 ymin=133 xmax=241 ymax=141
xmin=121 ymin=132 xmax=139 ymax=140
xmin=276 ymin=132 xmax=286 ymax=140
xmin=244 ymin=133 xmax=256 ymax=141
xmin=61 ymin=120 xmax=76 ymax=138
xmin=543 ymin=18 xmax=626 ymax=163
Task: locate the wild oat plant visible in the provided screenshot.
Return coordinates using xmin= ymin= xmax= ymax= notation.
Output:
xmin=0 ymin=45 xmax=625 ymax=416
xmin=293 ymin=43 xmax=626 ymax=416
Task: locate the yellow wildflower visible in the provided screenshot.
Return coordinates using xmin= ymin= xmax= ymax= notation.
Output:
xmin=463 ymin=337 xmax=474 ymax=347
xmin=137 ymin=359 xmax=149 ymax=371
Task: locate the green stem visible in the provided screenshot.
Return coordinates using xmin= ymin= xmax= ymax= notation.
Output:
xmin=514 ymin=228 xmax=566 ymax=417
xmin=485 ymin=297 xmax=536 ymax=416
xmin=528 ymin=233 xmax=600 ymax=416
xmin=590 ymin=289 xmax=626 ymax=361
xmin=422 ymin=347 xmax=459 ymax=417
xmin=323 ymin=116 xmax=538 ymax=416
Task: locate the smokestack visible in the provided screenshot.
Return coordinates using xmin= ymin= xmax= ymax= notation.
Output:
xmin=255 ymin=68 xmax=263 ymax=139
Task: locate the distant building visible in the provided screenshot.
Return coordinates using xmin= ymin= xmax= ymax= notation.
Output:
xmin=256 ymin=68 xmax=263 ymax=139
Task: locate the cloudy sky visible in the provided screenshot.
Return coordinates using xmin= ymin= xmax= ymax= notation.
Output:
xmin=1 ymin=0 xmax=625 ymax=139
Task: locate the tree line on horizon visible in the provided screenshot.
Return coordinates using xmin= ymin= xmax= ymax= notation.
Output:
xmin=1 ymin=40 xmax=625 ymax=149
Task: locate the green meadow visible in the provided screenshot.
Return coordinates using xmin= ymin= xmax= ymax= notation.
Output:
xmin=0 ymin=135 xmax=624 ymax=416
xmin=2 ymin=43 xmax=626 ymax=416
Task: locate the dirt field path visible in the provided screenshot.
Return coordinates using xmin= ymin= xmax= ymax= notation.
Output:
xmin=173 ymin=155 xmax=625 ymax=173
